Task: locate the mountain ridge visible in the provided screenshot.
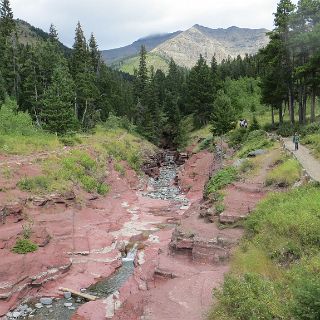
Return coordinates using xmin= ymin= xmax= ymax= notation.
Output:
xmin=103 ymin=25 xmax=269 ymax=72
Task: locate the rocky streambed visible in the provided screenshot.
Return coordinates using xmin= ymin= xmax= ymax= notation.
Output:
xmin=2 ymin=150 xmax=190 ymax=320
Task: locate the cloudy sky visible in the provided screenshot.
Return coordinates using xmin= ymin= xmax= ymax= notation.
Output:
xmin=11 ymin=0 xmax=297 ymax=50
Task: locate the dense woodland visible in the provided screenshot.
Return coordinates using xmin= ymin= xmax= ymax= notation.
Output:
xmin=0 ymin=0 xmax=319 ymax=149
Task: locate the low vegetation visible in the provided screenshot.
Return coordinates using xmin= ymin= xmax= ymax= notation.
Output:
xmin=266 ymin=158 xmax=301 ymax=187
xmin=208 ymin=185 xmax=320 ymax=320
xmin=12 ymin=238 xmax=38 ymax=254
xmin=0 ymin=98 xmax=61 ymax=155
xmin=206 ymin=167 xmax=238 ymax=196
xmin=18 ymin=150 xmax=109 ymax=195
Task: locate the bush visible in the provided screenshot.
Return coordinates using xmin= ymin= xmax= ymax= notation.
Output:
xmin=104 ymin=113 xmax=136 ymax=133
xmin=276 ymin=122 xmax=299 ymax=137
xmin=18 ymin=176 xmax=50 ymax=192
xmin=0 ymin=98 xmax=36 ymax=136
xmin=291 ymin=273 xmax=320 ymax=320
xmin=12 ymin=238 xmax=38 ymax=254
xmin=206 ymin=167 xmax=238 ymax=195
xmin=209 ymin=273 xmax=286 ymax=320
xmin=228 ymin=128 xmax=248 ymax=147
xmin=300 ymin=122 xmax=320 ymax=137
xmin=265 ymin=158 xmax=301 ymax=187
xmin=237 ymin=130 xmax=272 ymax=158
xmin=59 ymin=135 xmax=82 ymax=146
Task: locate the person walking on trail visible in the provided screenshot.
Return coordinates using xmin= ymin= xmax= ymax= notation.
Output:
xmin=293 ymin=132 xmax=300 ymax=151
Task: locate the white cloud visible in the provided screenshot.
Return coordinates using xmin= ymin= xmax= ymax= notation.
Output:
xmin=10 ymin=0 xmax=298 ymax=49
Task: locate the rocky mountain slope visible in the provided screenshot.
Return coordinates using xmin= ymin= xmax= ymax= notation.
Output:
xmin=101 ymin=31 xmax=182 ymax=65
xmin=108 ymin=24 xmax=269 ymax=73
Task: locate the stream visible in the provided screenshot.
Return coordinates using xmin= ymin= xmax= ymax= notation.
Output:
xmin=6 ymin=151 xmax=186 ymax=320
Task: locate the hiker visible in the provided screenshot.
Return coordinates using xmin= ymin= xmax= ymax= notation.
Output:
xmin=293 ymin=132 xmax=300 ymax=151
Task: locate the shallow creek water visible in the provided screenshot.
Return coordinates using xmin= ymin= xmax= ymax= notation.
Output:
xmin=11 ymin=152 xmax=186 ymax=320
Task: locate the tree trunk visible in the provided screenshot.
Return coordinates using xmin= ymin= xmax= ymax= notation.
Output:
xmin=82 ymin=100 xmax=88 ymax=125
xmin=303 ymin=86 xmax=307 ymax=124
xmin=279 ymin=104 xmax=283 ymax=124
xmin=271 ymin=106 xmax=275 ymax=126
xmin=298 ymin=84 xmax=303 ymax=125
xmin=311 ymin=88 xmax=316 ymax=123
xmin=288 ymin=86 xmax=295 ymax=125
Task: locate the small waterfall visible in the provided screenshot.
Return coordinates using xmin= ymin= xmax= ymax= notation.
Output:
xmin=122 ymin=244 xmax=138 ymax=262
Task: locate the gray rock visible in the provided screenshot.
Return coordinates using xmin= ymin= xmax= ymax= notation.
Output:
xmin=63 ymin=291 xmax=72 ymax=299
xmin=247 ymin=149 xmax=266 ymax=157
xmin=64 ymin=302 xmax=73 ymax=307
xmin=40 ymin=297 xmax=52 ymax=305
xmin=68 ymin=306 xmax=76 ymax=310
xmin=12 ymin=311 xmax=21 ymax=318
xmin=6 ymin=312 xmax=12 ymax=318
xmin=35 ymin=303 xmax=43 ymax=309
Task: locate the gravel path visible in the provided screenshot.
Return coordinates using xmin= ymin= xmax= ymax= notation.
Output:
xmin=283 ymin=137 xmax=320 ymax=182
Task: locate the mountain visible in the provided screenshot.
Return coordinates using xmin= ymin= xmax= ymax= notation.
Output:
xmin=101 ymin=31 xmax=182 ymax=65
xmin=107 ymin=25 xmax=269 ymax=73
xmin=15 ymin=19 xmax=70 ymax=54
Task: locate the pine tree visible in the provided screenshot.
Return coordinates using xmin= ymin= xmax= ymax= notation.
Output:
xmin=0 ymin=0 xmax=19 ymax=97
xmin=186 ymin=54 xmax=213 ymax=127
xmin=42 ymin=62 xmax=77 ymax=134
xmin=211 ymin=90 xmax=236 ymax=136
xmin=89 ymin=33 xmax=101 ymax=74
xmin=49 ymin=24 xmax=59 ymax=43
xmin=136 ymin=45 xmax=148 ymax=98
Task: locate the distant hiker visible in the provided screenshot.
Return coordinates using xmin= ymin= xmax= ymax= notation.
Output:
xmin=239 ymin=119 xmax=248 ymax=128
xmin=293 ymin=132 xmax=300 ymax=151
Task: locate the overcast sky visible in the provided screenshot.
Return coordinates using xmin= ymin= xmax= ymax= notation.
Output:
xmin=10 ymin=0 xmax=298 ymax=50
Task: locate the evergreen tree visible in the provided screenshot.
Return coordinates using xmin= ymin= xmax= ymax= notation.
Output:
xmin=211 ymin=90 xmax=236 ymax=136
xmin=42 ymin=62 xmax=77 ymax=134
xmin=186 ymin=54 xmax=213 ymax=127
xmin=136 ymin=45 xmax=148 ymax=98
xmin=89 ymin=33 xmax=101 ymax=74
xmin=48 ymin=24 xmax=59 ymax=43
xmin=0 ymin=0 xmax=19 ymax=97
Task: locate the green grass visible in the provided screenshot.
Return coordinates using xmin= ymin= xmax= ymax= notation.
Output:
xmin=116 ymin=53 xmax=170 ymax=75
xmin=302 ymin=133 xmax=320 ymax=159
xmin=265 ymin=158 xmax=301 ymax=187
xmin=206 ymin=167 xmax=238 ymax=195
xmin=208 ymin=185 xmax=320 ymax=320
xmin=0 ymin=133 xmax=61 ymax=155
xmin=18 ymin=150 xmax=109 ymax=195
xmin=12 ymin=238 xmax=38 ymax=254
xmin=235 ymin=130 xmax=273 ymax=158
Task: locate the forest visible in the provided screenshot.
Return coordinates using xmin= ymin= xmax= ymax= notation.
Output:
xmin=0 ymin=0 xmax=319 ymax=148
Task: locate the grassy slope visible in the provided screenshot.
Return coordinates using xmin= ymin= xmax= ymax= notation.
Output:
xmin=207 ymin=133 xmax=319 ymax=320
xmin=116 ymin=53 xmax=170 ymax=75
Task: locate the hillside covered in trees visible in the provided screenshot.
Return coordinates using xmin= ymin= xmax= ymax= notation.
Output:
xmin=0 ymin=0 xmax=319 ymax=147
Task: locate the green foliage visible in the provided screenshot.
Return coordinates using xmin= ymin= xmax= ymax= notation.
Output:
xmin=266 ymin=158 xmax=301 ymax=187
xmin=302 ymin=133 xmax=320 ymax=158
xmin=246 ymin=186 xmax=320 ymax=261
xmin=12 ymin=238 xmax=38 ymax=254
xmin=291 ymin=273 xmax=320 ymax=320
xmin=209 ymin=185 xmax=320 ymax=319
xmin=206 ymin=167 xmax=238 ymax=195
xmin=237 ymin=130 xmax=272 ymax=158
xmin=210 ymin=273 xmax=287 ymax=320
xmin=211 ymin=90 xmax=237 ymax=136
xmin=238 ymin=159 xmax=255 ymax=174
xmin=228 ymin=128 xmax=248 ymax=147
xmin=114 ymin=161 xmax=125 ymax=175
xmin=0 ymin=98 xmax=36 ymax=135
xmin=18 ymin=176 xmax=50 ymax=192
xmin=59 ymin=135 xmax=82 ymax=146
xmin=104 ymin=113 xmax=136 ymax=133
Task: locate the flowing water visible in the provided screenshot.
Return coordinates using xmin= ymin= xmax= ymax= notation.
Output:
xmin=9 ymin=152 xmax=185 ymax=320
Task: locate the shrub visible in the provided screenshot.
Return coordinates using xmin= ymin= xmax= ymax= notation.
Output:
xmin=0 ymin=98 xmax=36 ymax=136
xmin=228 ymin=128 xmax=248 ymax=147
xmin=12 ymin=238 xmax=38 ymax=254
xmin=104 ymin=113 xmax=136 ymax=133
xmin=209 ymin=273 xmax=286 ymax=320
xmin=238 ymin=159 xmax=255 ymax=174
xmin=265 ymin=158 xmax=301 ymax=187
xmin=300 ymin=122 xmax=320 ymax=137
xmin=237 ymin=130 xmax=272 ymax=158
xmin=18 ymin=176 xmax=50 ymax=192
xmin=114 ymin=162 xmax=125 ymax=175
xmin=206 ymin=167 xmax=238 ymax=195
xmin=59 ymin=136 xmax=82 ymax=146
xmin=291 ymin=272 xmax=320 ymax=320
xmin=276 ymin=122 xmax=299 ymax=137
